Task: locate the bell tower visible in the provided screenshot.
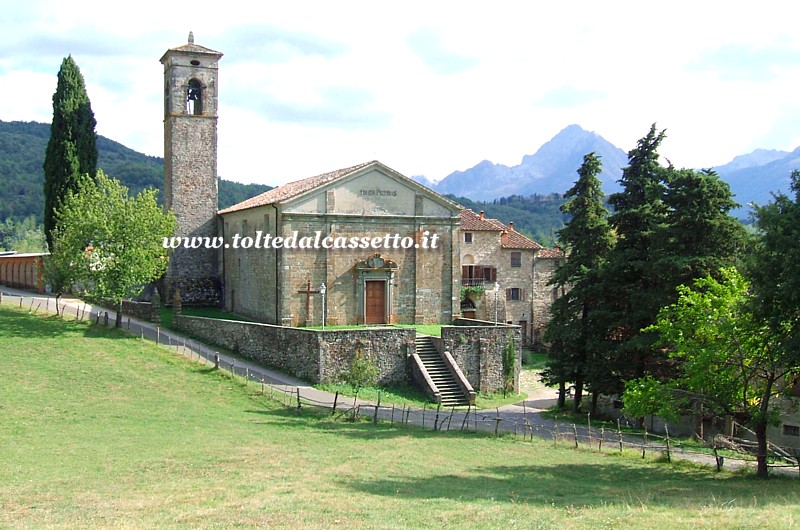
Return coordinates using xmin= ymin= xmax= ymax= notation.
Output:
xmin=160 ymin=32 xmax=223 ymax=305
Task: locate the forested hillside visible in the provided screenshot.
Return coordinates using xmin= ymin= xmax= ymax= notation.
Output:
xmin=1 ymin=119 xmax=569 ymax=250
xmin=0 ymin=120 xmax=272 ymax=223
xmin=448 ymin=193 xmax=569 ymax=247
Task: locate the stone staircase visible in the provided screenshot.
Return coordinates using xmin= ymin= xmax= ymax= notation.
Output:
xmin=415 ymin=335 xmax=471 ymax=407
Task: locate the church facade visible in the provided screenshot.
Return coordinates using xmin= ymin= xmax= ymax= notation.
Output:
xmin=160 ymin=34 xmax=462 ymax=326
xmin=217 ymin=161 xmax=462 ymax=326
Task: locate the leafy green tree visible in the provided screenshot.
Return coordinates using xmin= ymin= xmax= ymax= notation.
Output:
xmin=0 ymin=216 xmax=45 ymax=253
xmin=342 ymin=346 xmax=379 ymax=415
xmin=48 ymin=171 xmax=175 ymax=326
xmin=502 ymin=334 xmax=517 ymax=396
xmin=543 ymin=152 xmax=615 ymax=413
xmin=624 ymin=268 xmax=798 ymax=478
xmin=43 ymin=56 xmax=98 ymax=250
xmin=748 ymin=170 xmax=800 ymax=354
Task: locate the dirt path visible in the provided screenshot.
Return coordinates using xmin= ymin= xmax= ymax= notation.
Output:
xmin=517 ymin=366 xmax=559 ymax=410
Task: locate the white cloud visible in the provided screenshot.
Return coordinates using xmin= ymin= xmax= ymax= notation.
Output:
xmin=2 ymin=0 xmax=800 ymax=188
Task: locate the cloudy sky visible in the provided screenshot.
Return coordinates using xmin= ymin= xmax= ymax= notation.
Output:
xmin=1 ymin=1 xmax=798 ymax=187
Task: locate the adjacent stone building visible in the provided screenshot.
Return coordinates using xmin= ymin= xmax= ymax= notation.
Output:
xmin=217 ymin=161 xmax=462 ymax=326
xmin=459 ymin=209 xmax=563 ymax=346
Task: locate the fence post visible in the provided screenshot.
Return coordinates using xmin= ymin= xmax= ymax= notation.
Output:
xmin=156 ymin=326 xmax=160 ymax=344
xmin=792 ymin=448 xmax=800 ymax=478
xmin=446 ymin=406 xmax=455 ymax=431
xmin=642 ymin=427 xmax=648 ymax=459
xmin=214 ymin=352 xmax=220 ymax=369
xmin=332 ymin=391 xmax=339 ymax=415
xmin=572 ymin=424 xmax=579 ymax=449
xmin=495 ymin=408 xmax=501 ymax=437
xmin=373 ymin=391 xmax=381 ymax=425
xmin=618 ymin=418 xmax=623 ymax=453
xmin=460 ymin=405 xmax=470 ymax=431
xmin=665 ymin=423 xmax=672 ymax=463
xmin=713 ymin=446 xmax=722 ymax=472
xmin=391 ymin=404 xmax=395 ymax=425
xmin=434 ymin=403 xmax=441 ymax=430
xmin=599 ymin=427 xmax=604 ymax=452
xmin=296 ymin=387 xmax=302 ymax=412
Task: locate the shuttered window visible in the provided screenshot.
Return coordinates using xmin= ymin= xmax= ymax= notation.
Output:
xmin=506 ymin=287 xmax=526 ymax=301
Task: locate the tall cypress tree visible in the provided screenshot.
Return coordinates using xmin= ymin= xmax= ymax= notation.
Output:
xmin=543 ymin=152 xmax=615 ymax=413
xmin=43 ymin=55 xmax=98 ymax=250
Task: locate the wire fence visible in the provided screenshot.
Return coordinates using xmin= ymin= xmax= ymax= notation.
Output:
xmin=3 ymin=289 xmax=799 ymax=478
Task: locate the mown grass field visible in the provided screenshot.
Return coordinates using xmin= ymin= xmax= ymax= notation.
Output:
xmin=1 ymin=304 xmax=799 ymax=529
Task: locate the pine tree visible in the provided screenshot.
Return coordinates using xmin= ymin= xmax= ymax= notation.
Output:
xmin=543 ymin=152 xmax=615 ymax=413
xmin=654 ymin=167 xmax=747 ymax=296
xmin=43 ymin=55 xmax=98 ymax=250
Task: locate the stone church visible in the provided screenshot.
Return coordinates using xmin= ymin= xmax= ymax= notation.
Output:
xmin=161 ymin=34 xmax=462 ymax=325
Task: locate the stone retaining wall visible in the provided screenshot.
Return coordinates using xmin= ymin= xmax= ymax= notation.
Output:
xmin=442 ymin=318 xmax=521 ymax=394
xmin=120 ymin=300 xmax=160 ymax=323
xmin=174 ymin=315 xmax=413 ymax=384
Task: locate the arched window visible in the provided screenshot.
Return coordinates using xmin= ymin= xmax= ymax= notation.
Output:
xmin=186 ymin=79 xmax=203 ymax=115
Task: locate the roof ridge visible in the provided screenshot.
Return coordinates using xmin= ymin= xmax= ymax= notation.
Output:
xmin=218 ymin=160 xmax=376 ymax=214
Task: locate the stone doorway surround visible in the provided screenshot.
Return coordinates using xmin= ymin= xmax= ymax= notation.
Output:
xmin=355 ymin=254 xmax=397 ymax=325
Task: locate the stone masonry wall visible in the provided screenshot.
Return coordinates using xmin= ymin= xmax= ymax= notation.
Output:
xmin=318 ymin=328 xmax=415 ymax=385
xmin=531 ymin=255 xmax=561 ymax=346
xmin=174 ymin=315 xmax=413 ymax=385
xmin=441 ymin=319 xmax=521 ymax=394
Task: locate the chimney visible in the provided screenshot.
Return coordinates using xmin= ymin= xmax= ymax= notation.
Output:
xmin=509 ymin=221 xmax=514 ymax=231
xmin=479 ymin=210 xmax=485 ymax=220
xmin=501 ymin=230 xmax=508 ymax=246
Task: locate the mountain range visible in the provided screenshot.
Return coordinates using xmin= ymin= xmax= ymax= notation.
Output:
xmin=2 ymin=119 xmax=797 ymax=244
xmin=414 ymin=124 xmax=798 ymax=218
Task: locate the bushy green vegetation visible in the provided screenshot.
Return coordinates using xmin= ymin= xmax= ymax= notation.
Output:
xmin=0 ymin=215 xmax=45 ymax=252
xmin=2 ymin=304 xmax=798 ymax=529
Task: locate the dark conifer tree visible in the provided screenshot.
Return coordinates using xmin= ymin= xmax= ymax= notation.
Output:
xmin=592 ymin=124 xmax=668 ymax=396
xmin=543 ymin=152 xmax=615 ymax=413
xmin=43 ymin=55 xmax=97 ymax=249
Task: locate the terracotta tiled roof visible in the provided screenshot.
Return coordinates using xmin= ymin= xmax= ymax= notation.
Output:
xmin=459 ymin=209 xmax=506 ymax=231
xmin=218 ymin=161 xmax=376 ymax=215
xmin=536 ymin=246 xmax=565 ymax=259
xmin=161 ymin=33 xmax=223 ymax=59
xmin=502 ymin=229 xmax=543 ymax=250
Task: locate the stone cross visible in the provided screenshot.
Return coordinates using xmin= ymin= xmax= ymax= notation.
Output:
xmin=297 ymin=280 xmax=320 ymax=325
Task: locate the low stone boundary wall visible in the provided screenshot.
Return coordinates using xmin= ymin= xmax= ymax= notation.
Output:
xmin=174 ymin=315 xmax=413 ymax=385
xmin=442 ymin=318 xmax=521 ymax=394
xmin=121 ymin=300 xmax=160 ymax=323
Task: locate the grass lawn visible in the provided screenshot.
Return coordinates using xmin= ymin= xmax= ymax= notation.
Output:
xmin=2 ymin=304 xmax=799 ymax=529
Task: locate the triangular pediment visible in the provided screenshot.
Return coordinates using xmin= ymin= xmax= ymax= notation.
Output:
xmin=283 ymin=161 xmax=462 ymax=217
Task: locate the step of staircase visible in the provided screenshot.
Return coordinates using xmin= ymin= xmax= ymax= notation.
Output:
xmin=414 ymin=335 xmax=470 ymax=406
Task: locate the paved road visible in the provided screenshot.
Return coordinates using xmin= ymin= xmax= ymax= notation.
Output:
xmin=3 ymin=286 xmax=794 ymax=477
